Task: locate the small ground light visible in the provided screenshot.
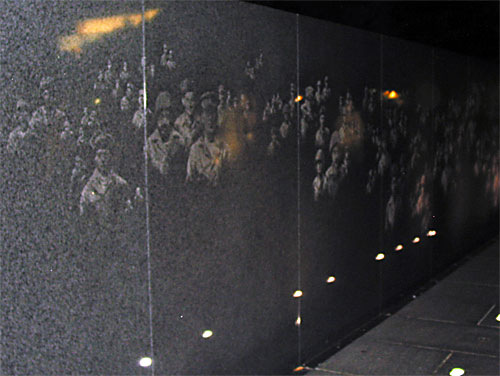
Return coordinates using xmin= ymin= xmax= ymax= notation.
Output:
xmin=202 ymin=330 xmax=213 ymax=339
xmin=294 ymin=95 xmax=303 ymax=102
xmin=94 ymin=98 xmax=101 ymax=105
xmin=326 ymin=276 xmax=336 ymax=283
xmin=395 ymin=244 xmax=403 ymax=251
xmin=449 ymin=368 xmax=465 ymax=376
xmin=427 ymin=230 xmax=437 ymax=237
xmin=412 ymin=237 xmax=420 ymax=244
xmin=375 ymin=253 xmax=385 ymax=261
xmin=496 ymin=314 xmax=500 ymax=322
xmin=295 ymin=316 xmax=301 ymax=326
xmin=293 ymin=366 xmax=305 ymax=372
xmin=293 ymin=290 xmax=303 ymax=298
xmin=139 ymin=357 xmax=152 ymax=367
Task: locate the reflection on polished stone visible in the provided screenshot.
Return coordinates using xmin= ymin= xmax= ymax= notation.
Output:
xmin=427 ymin=229 xmax=437 ymax=237
xmin=202 ymin=330 xmax=213 ymax=339
xmin=449 ymin=368 xmax=465 ymax=376
xmin=293 ymin=290 xmax=303 ymax=298
xmin=139 ymin=357 xmax=152 ymax=367
xmin=295 ymin=316 xmax=301 ymax=326
xmin=326 ymin=276 xmax=336 ymax=283
xmin=395 ymin=244 xmax=404 ymax=251
xmin=412 ymin=236 xmax=421 ymax=244
xmin=375 ymin=253 xmax=385 ymax=261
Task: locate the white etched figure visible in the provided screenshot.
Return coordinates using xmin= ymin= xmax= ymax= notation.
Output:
xmin=325 ymin=147 xmax=345 ymax=199
xmin=366 ymin=168 xmax=376 ymax=194
xmin=119 ymin=61 xmax=130 ymax=84
xmin=94 ymin=70 xmax=106 ymax=93
xmin=120 ymin=83 xmax=134 ymax=112
xmin=321 ymin=76 xmax=331 ymax=102
xmin=300 ymin=86 xmax=314 ymax=139
xmin=315 ymin=113 xmax=330 ymax=148
xmin=147 ymin=112 xmax=173 ymax=175
xmin=80 ymin=149 xmax=130 ymax=222
xmin=280 ymin=104 xmax=291 ymax=139
xmin=385 ymin=176 xmax=401 ymax=232
xmin=267 ymin=127 xmax=281 ymax=157
xmin=412 ymin=173 xmax=431 ymax=232
xmin=315 ymin=80 xmax=322 ymax=105
xmin=104 ymin=59 xmax=113 ymax=86
xmin=132 ymin=91 xmax=152 ymax=130
xmin=313 ymin=149 xmax=327 ymax=201
xmin=111 ymin=79 xmax=122 ymax=101
xmin=244 ymin=61 xmax=256 ymax=80
xmin=172 ymin=91 xmax=197 ymax=150
xmin=186 ymin=93 xmax=227 ymax=186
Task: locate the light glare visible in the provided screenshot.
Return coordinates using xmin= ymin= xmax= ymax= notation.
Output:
xmin=395 ymin=244 xmax=403 ymax=251
xmin=294 ymin=95 xmax=303 ymax=102
xmin=427 ymin=230 xmax=437 ymax=237
xmin=202 ymin=330 xmax=213 ymax=338
xmin=449 ymin=368 xmax=465 ymax=376
xmin=326 ymin=276 xmax=336 ymax=283
xmin=139 ymin=357 xmax=152 ymax=367
xmin=295 ymin=316 xmax=301 ymax=326
xmin=293 ymin=290 xmax=303 ymax=298
xmin=496 ymin=314 xmax=500 ymax=322
xmin=375 ymin=253 xmax=385 ymax=261
xmin=94 ymin=98 xmax=101 ymax=105
xmin=412 ymin=237 xmax=421 ymax=244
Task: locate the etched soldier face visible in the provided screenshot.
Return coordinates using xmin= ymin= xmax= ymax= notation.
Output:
xmin=182 ymin=93 xmax=195 ymax=115
xmin=123 ymin=61 xmax=127 ymax=71
xmin=201 ymin=110 xmax=217 ymax=139
xmin=319 ymin=113 xmax=325 ymax=125
xmin=42 ymin=90 xmax=50 ymax=103
xmin=96 ymin=150 xmax=111 ymax=170
xmin=315 ymin=161 xmax=324 ymax=174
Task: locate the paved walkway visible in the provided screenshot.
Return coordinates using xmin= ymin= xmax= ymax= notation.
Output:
xmin=306 ymin=239 xmax=499 ymax=376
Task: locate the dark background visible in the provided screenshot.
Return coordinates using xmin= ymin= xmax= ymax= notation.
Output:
xmin=248 ymin=1 xmax=499 ymax=63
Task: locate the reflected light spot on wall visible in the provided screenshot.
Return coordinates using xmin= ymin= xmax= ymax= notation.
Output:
xmin=326 ymin=276 xmax=336 ymax=283
xmin=94 ymin=98 xmax=101 ymax=105
xmin=427 ymin=230 xmax=437 ymax=237
xmin=412 ymin=237 xmax=421 ymax=244
xmin=295 ymin=316 xmax=301 ymax=326
xmin=295 ymin=95 xmax=303 ymax=102
xmin=375 ymin=253 xmax=385 ymax=261
xmin=202 ymin=330 xmax=213 ymax=339
xmin=293 ymin=366 xmax=305 ymax=372
xmin=138 ymin=357 xmax=152 ymax=367
xmin=293 ymin=290 xmax=303 ymax=298
xmin=449 ymin=368 xmax=465 ymax=376
xmin=388 ymin=90 xmax=399 ymax=99
xmin=59 ymin=9 xmax=160 ymax=55
xmin=395 ymin=244 xmax=404 ymax=251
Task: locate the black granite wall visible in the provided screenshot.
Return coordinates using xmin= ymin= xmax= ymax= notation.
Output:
xmin=1 ymin=1 xmax=498 ymax=375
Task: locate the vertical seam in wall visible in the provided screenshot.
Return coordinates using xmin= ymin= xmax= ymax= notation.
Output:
xmin=141 ymin=1 xmax=155 ymax=375
xmin=296 ymin=12 xmax=302 ymax=366
xmin=378 ymin=34 xmax=384 ymax=314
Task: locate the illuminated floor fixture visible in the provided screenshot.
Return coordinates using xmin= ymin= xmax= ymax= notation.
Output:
xmin=293 ymin=290 xmax=303 ymax=298
xmin=202 ymin=330 xmax=213 ymax=339
xmin=295 ymin=316 xmax=301 ymax=326
xmin=412 ymin=237 xmax=421 ymax=244
xmin=449 ymin=368 xmax=465 ymax=376
xmin=375 ymin=253 xmax=385 ymax=261
xmin=496 ymin=314 xmax=500 ymax=322
xmin=94 ymin=98 xmax=101 ymax=105
xmin=139 ymin=357 xmax=152 ymax=367
xmin=427 ymin=230 xmax=437 ymax=237
xmin=326 ymin=276 xmax=336 ymax=283
xmin=293 ymin=366 xmax=305 ymax=372
xmin=294 ymin=95 xmax=303 ymax=102
xmin=395 ymin=244 xmax=404 ymax=251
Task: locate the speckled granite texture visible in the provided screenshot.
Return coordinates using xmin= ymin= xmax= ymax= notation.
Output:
xmin=1 ymin=1 xmax=498 ymax=375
